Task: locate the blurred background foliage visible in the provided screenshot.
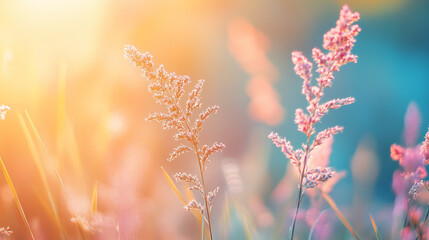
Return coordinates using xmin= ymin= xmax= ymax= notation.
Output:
xmin=0 ymin=0 xmax=428 ymax=239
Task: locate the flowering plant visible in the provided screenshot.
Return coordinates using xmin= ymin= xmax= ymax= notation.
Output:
xmin=268 ymin=5 xmax=361 ymax=238
xmin=390 ymin=104 xmax=429 ymax=239
xmin=124 ymin=46 xmax=224 ymax=239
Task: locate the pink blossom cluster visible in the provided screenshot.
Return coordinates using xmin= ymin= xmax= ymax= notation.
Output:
xmin=269 ymin=5 xmax=360 ymax=188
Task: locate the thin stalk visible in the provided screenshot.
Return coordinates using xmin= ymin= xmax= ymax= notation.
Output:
xmin=0 ymin=157 xmax=36 ymax=240
xmin=163 ymin=84 xmax=214 ymax=240
xmin=18 ymin=113 xmax=67 ymax=239
xmin=290 ymin=135 xmax=312 ymax=239
xmin=321 ymin=191 xmax=360 ymax=239
xmin=195 ymin=143 xmax=214 ymax=240
xmin=25 ymin=110 xmax=87 ymax=240
xmin=289 ymin=84 xmax=326 ymax=239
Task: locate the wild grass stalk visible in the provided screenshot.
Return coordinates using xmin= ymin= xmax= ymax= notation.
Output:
xmin=18 ymin=112 xmax=67 ymax=239
xmin=268 ymin=5 xmax=361 ymax=239
xmin=24 ymin=110 xmax=88 ymax=239
xmin=0 ymin=157 xmax=35 ymax=240
xmin=125 ymin=46 xmax=225 ymax=239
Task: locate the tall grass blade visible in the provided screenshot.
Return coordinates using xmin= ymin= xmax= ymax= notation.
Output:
xmin=160 ymin=167 xmax=203 ymax=223
xmin=161 ymin=167 xmax=186 ymax=203
xmin=321 ymin=191 xmax=360 ymax=240
xmin=308 ymin=209 xmax=328 ymax=240
xmin=56 ymin=64 xmax=86 ymax=189
xmin=57 ymin=64 xmax=67 ymax=160
xmin=370 ymin=214 xmax=382 ymax=240
xmin=183 ymin=182 xmax=196 ymax=202
xmin=0 ymin=157 xmax=36 ymax=240
xmin=66 ymin=118 xmax=86 ymax=187
xmin=92 ymin=182 xmax=98 ymax=215
xmin=182 ymin=182 xmax=210 ymax=239
xmin=25 ymin=110 xmax=69 ymax=201
xmin=25 ymin=110 xmax=86 ymax=238
xmin=201 ymin=210 xmax=205 ymax=240
xmin=233 ymin=203 xmax=255 ymax=240
xmin=18 ymin=112 xmax=67 ymax=239
xmin=221 ymin=195 xmax=232 ymax=240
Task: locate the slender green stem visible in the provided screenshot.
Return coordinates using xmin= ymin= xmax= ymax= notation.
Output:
xmin=290 ymin=135 xmax=312 ymax=239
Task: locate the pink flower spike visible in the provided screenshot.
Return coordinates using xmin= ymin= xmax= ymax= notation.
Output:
xmin=312 ymin=48 xmax=327 ymax=68
xmin=323 ymin=5 xmax=360 ymax=52
xmin=313 ymin=97 xmax=355 ymax=123
xmin=315 ymin=5 xmax=361 ymax=88
xmin=291 ymin=51 xmax=313 ymax=100
xmin=322 ymin=97 xmax=355 ymax=110
xmin=268 ymin=132 xmax=299 ymax=166
xmin=269 ymin=6 xmax=360 ymax=239
xmin=313 ymin=126 xmax=343 ymax=148
xmin=294 ymin=109 xmax=312 ymax=135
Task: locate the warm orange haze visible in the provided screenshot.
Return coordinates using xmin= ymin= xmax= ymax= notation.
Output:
xmin=0 ymin=0 xmax=429 ymax=239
